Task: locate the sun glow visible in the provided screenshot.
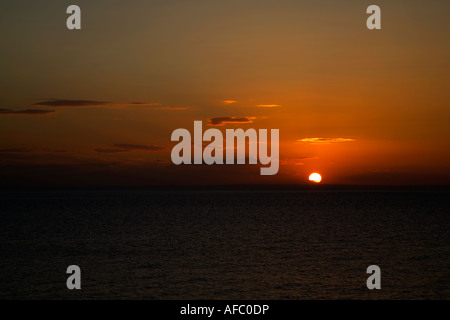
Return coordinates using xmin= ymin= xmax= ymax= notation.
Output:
xmin=309 ymin=173 xmax=322 ymax=183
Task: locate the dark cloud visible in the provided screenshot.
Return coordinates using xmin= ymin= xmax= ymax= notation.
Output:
xmin=0 ymin=153 xmax=33 ymax=160
xmin=95 ymin=144 xmax=165 ymax=153
xmin=94 ymin=148 xmax=126 ymax=154
xmin=113 ymin=144 xmax=165 ymax=151
xmin=0 ymin=162 xmax=125 ymax=187
xmin=0 ymin=149 xmax=73 ymax=162
xmin=156 ymin=107 xmax=191 ymax=110
xmin=128 ymin=102 xmax=160 ymax=106
xmin=0 ymin=108 xmax=55 ymax=115
xmin=208 ymin=117 xmax=255 ymax=126
xmin=0 ymin=148 xmax=33 ymax=153
xmin=0 ymin=149 xmax=126 ymax=165
xmin=280 ymin=156 xmax=318 ymax=165
xmin=32 ymin=100 xmax=109 ymax=107
xmin=341 ymin=171 xmax=450 ymax=186
xmin=32 ymin=100 xmax=161 ymax=107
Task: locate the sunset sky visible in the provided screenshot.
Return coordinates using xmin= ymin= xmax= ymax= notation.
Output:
xmin=1 ymin=0 xmax=449 ymax=186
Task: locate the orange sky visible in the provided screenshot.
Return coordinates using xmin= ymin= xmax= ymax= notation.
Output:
xmin=0 ymin=0 xmax=449 ymax=186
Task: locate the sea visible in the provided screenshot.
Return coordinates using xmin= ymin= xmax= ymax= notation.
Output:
xmin=1 ymin=187 xmax=449 ymax=299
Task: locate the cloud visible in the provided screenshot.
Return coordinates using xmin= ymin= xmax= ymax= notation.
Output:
xmin=33 ymin=100 xmax=109 ymax=107
xmin=95 ymin=144 xmax=165 ymax=153
xmin=94 ymin=148 xmax=126 ymax=154
xmin=112 ymin=144 xmax=165 ymax=151
xmin=280 ymin=156 xmax=318 ymax=166
xmin=127 ymin=102 xmax=161 ymax=106
xmin=341 ymin=171 xmax=443 ymax=186
xmin=223 ymin=100 xmax=238 ymax=105
xmin=0 ymin=108 xmax=55 ymax=115
xmin=0 ymin=149 xmax=107 ymax=163
xmin=32 ymin=100 xmax=160 ymax=108
xmin=297 ymin=138 xmax=356 ymax=143
xmin=208 ymin=117 xmax=256 ymax=126
xmin=155 ymin=107 xmax=191 ymax=110
xmin=0 ymin=148 xmax=33 ymax=152
xmin=257 ymin=104 xmax=281 ymax=108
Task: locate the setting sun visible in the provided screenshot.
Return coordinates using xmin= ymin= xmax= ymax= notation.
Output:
xmin=309 ymin=173 xmax=322 ymax=183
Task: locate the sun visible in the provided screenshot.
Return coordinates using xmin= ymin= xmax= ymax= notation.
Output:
xmin=309 ymin=172 xmax=322 ymax=183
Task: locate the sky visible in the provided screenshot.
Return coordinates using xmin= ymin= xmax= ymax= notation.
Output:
xmin=0 ymin=0 xmax=449 ymax=186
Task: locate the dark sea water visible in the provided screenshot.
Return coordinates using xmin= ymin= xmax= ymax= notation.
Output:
xmin=1 ymin=188 xmax=449 ymax=299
